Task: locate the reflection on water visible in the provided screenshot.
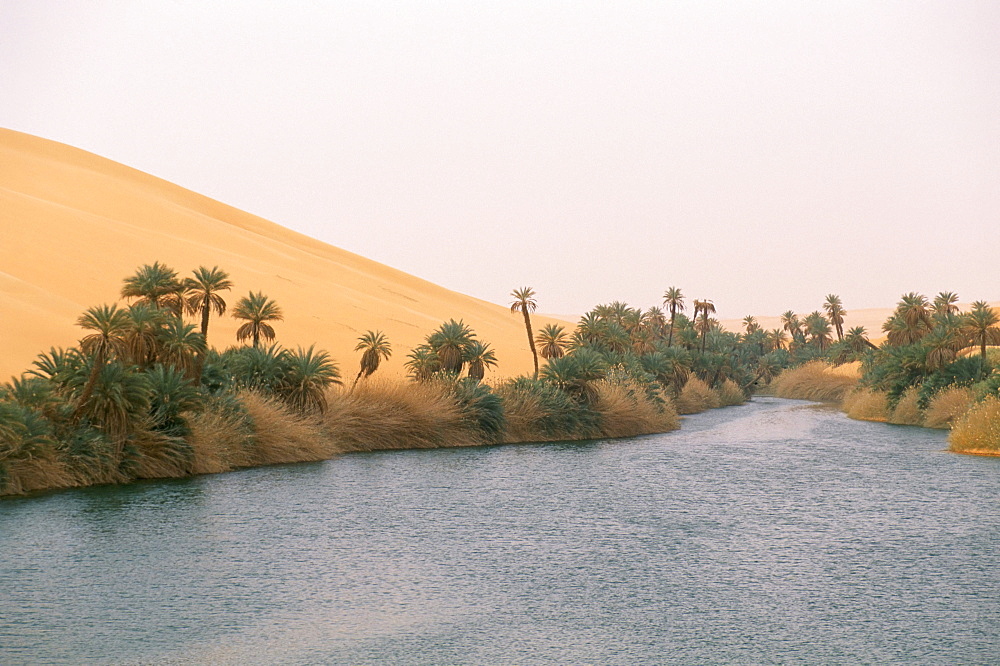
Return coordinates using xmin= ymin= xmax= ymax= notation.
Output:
xmin=2 ymin=398 xmax=999 ymax=665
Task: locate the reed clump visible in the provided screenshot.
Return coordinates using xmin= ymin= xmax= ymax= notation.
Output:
xmin=592 ymin=380 xmax=679 ymax=439
xmin=185 ymin=398 xmax=255 ymax=474
xmin=714 ymin=379 xmax=747 ymax=407
xmin=842 ymin=388 xmax=890 ymax=422
xmin=949 ymin=397 xmax=1000 ymax=454
xmin=675 ymin=377 xmax=719 ymax=414
xmin=240 ymin=390 xmax=331 ymax=464
xmin=770 ymin=361 xmax=859 ymax=402
xmin=494 ymin=377 xmax=600 ymax=443
xmin=923 ymin=387 xmax=977 ymax=430
xmin=887 ymin=388 xmax=923 ymax=426
xmin=322 ymin=378 xmax=477 ymax=452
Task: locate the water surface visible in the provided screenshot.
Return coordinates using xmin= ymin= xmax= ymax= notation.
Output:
xmin=2 ymin=398 xmax=999 ymax=664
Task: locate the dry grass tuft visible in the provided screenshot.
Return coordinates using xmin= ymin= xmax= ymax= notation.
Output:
xmin=240 ymin=391 xmax=331 ymax=465
xmin=887 ymin=388 xmax=923 ymax=426
xmin=186 ymin=404 xmax=255 ymax=474
xmin=771 ymin=361 xmax=859 ymax=402
xmin=949 ymin=397 xmax=1000 ymax=454
xmin=593 ymin=381 xmax=679 ymax=439
xmin=675 ymin=377 xmax=719 ymax=414
xmin=842 ymin=388 xmax=890 ymax=422
xmin=924 ymin=387 xmax=977 ymax=430
xmin=128 ymin=429 xmax=192 ymax=479
xmin=714 ymin=379 xmax=747 ymax=407
xmin=2 ymin=452 xmax=78 ymax=496
xmin=322 ymin=378 xmax=477 ymax=452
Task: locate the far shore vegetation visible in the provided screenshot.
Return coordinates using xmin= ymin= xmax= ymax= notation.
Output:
xmin=2 ymin=267 xmax=767 ymax=497
xmin=767 ymin=293 xmax=1000 ymax=455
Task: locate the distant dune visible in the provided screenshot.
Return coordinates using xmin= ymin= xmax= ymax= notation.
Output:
xmin=0 ymin=129 xmax=564 ymax=381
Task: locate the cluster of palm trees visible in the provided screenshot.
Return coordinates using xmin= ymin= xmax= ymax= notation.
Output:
xmin=405 ymin=319 xmax=498 ymax=382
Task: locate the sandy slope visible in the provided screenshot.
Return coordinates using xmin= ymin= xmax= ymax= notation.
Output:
xmin=0 ymin=129 xmax=561 ymax=381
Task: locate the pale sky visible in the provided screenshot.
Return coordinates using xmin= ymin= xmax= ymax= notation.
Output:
xmin=2 ymin=1 xmax=998 ymax=320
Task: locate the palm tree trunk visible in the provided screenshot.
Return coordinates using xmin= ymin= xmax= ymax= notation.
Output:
xmin=200 ymin=298 xmax=211 ymax=340
xmin=667 ymin=309 xmax=676 ymax=347
xmin=73 ymin=347 xmax=105 ymax=420
xmin=521 ymin=309 xmax=538 ymax=378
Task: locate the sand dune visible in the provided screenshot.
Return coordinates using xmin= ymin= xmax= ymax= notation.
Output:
xmin=0 ymin=129 xmax=562 ymax=381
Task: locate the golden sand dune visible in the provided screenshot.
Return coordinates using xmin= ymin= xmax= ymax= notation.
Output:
xmin=0 ymin=129 xmax=561 ymax=381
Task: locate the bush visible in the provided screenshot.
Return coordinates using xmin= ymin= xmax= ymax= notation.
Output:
xmin=675 ymin=377 xmax=719 ymax=414
xmin=714 ymin=379 xmax=747 ymax=407
xmin=923 ymin=386 xmax=976 ymax=430
xmin=887 ymin=387 xmax=923 ymax=426
xmin=949 ymin=397 xmax=1000 ymax=453
xmin=494 ymin=377 xmax=600 ymax=443
xmin=842 ymin=388 xmax=890 ymax=422
xmin=593 ymin=378 xmax=679 ymax=439
xmin=770 ymin=361 xmax=859 ymax=402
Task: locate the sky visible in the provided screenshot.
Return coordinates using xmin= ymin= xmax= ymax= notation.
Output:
xmin=2 ymin=1 xmax=998 ymax=320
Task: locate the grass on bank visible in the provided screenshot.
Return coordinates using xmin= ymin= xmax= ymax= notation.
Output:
xmin=949 ymin=397 xmax=1000 ymax=454
xmin=769 ymin=361 xmax=860 ymax=402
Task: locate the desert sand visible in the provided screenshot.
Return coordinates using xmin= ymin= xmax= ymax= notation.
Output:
xmin=0 ymin=129 xmax=564 ymax=382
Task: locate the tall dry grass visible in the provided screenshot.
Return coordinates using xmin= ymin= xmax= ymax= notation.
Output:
xmin=240 ymin=391 xmax=331 ymax=464
xmin=842 ymin=388 xmax=890 ymax=422
xmin=949 ymin=397 xmax=1000 ymax=454
xmin=887 ymin=388 xmax=923 ymax=426
xmin=322 ymin=378 xmax=478 ymax=452
xmin=675 ymin=377 xmax=719 ymax=414
xmin=770 ymin=361 xmax=859 ymax=402
xmin=185 ymin=402 xmax=255 ymax=474
xmin=924 ymin=387 xmax=977 ymax=430
xmin=1 ymin=450 xmax=78 ymax=496
xmin=714 ymin=379 xmax=747 ymax=407
xmin=592 ymin=380 xmax=679 ymax=439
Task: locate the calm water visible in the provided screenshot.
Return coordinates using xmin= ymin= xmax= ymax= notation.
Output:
xmin=2 ymin=397 xmax=1000 ymax=665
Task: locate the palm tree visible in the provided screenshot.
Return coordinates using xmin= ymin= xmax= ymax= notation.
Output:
xmin=643 ymin=307 xmax=668 ymax=340
xmin=428 ymin=319 xmax=476 ymax=374
xmin=465 ymin=340 xmax=498 ymax=382
xmin=353 ymin=330 xmax=392 ymax=386
xmin=120 ymin=262 xmax=185 ymax=314
xmin=844 ymin=326 xmax=878 ymax=352
xmin=693 ymin=300 xmax=716 ymax=352
xmin=574 ymin=312 xmax=605 ymax=347
xmin=963 ymin=301 xmax=1000 ymax=359
xmin=280 ymin=346 xmax=341 ymax=414
xmin=780 ymin=311 xmax=804 ymax=345
xmin=663 ymin=287 xmax=685 ymax=347
xmin=405 ymin=345 xmax=439 ymax=382
xmin=933 ymin=291 xmax=960 ymax=317
xmin=74 ymin=304 xmax=132 ymax=416
xmin=233 ymin=292 xmax=283 ymax=348
xmin=742 ymin=316 xmax=760 ymax=335
xmin=535 ymin=323 xmax=568 ymax=360
xmin=123 ymin=304 xmax=165 ymax=368
xmin=184 ymin=266 xmax=233 ymax=344
xmin=510 ymin=287 xmax=539 ymax=378
xmin=823 ymin=294 xmax=846 ymax=341
xmin=804 ymin=311 xmax=832 ymax=351
xmin=157 ymin=317 xmax=206 ymax=379
xmin=767 ymin=328 xmax=788 ymax=351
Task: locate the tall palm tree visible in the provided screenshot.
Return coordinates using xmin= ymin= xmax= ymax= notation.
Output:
xmin=465 ymin=340 xmax=498 ymax=382
xmin=693 ymin=300 xmax=716 ymax=352
xmin=233 ymin=292 xmax=283 ymax=348
xmin=74 ymin=304 xmax=132 ymax=417
xmin=280 ymin=346 xmax=341 ymax=414
xmin=535 ymin=323 xmax=569 ymax=360
xmin=963 ymin=301 xmax=1000 ymax=359
xmin=428 ymin=319 xmax=476 ymax=374
xmin=120 ymin=262 xmax=185 ymax=315
xmin=510 ymin=287 xmax=539 ymax=378
xmin=780 ymin=311 xmax=803 ymax=344
xmin=354 ymin=330 xmax=392 ymax=387
xmin=933 ymin=291 xmax=960 ymax=317
xmin=823 ymin=294 xmax=846 ymax=341
xmin=184 ymin=266 xmax=233 ymax=344
xmin=663 ymin=287 xmax=685 ymax=347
